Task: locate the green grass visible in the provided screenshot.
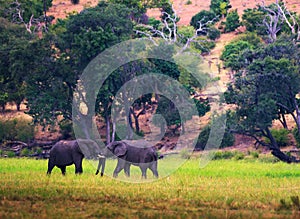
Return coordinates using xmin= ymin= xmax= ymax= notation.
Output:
xmin=0 ymin=156 xmax=300 ymax=218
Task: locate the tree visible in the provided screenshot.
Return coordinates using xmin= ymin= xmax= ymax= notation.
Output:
xmin=242 ymin=1 xmax=300 ymax=42
xmin=224 ymin=9 xmax=240 ymax=33
xmin=225 ymin=37 xmax=300 ymax=163
xmin=190 ymin=10 xmax=218 ymax=30
xmin=23 ymin=2 xmax=134 ymax=137
xmin=209 ymin=0 xmax=231 ymax=18
xmin=0 ymin=17 xmax=33 ymax=111
xmin=0 ymin=0 xmax=53 ymax=33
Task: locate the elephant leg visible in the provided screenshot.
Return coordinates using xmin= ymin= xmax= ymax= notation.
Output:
xmin=139 ymin=165 xmax=147 ymax=179
xmin=149 ymin=161 xmax=159 ymax=178
xmin=47 ymin=161 xmax=55 ymax=175
xmin=74 ymin=155 xmax=83 ymax=174
xmin=60 ymin=166 xmax=66 ymax=175
xmin=124 ymin=162 xmax=131 ymax=177
xmin=113 ymin=159 xmax=125 ymax=178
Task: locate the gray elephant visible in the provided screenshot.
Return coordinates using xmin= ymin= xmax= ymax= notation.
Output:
xmin=47 ymin=140 xmax=84 ymax=175
xmin=96 ymin=141 xmax=159 ymax=179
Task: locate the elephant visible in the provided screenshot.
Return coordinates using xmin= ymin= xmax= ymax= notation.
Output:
xmin=95 ymin=141 xmax=159 ymax=179
xmin=47 ymin=140 xmax=84 ymax=175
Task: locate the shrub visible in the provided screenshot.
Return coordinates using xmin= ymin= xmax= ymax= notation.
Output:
xmin=6 ymin=151 xmax=15 ymax=158
xmin=0 ymin=118 xmax=34 ymax=143
xmin=20 ymin=148 xmax=31 ymax=157
xmin=192 ymin=37 xmax=216 ymax=54
xmin=207 ymin=27 xmax=221 ymax=40
xmin=224 ymin=9 xmax=240 ymax=33
xmin=237 ymin=32 xmax=262 ymax=48
xmin=234 ymin=152 xmax=245 ymax=160
xmin=185 ymin=0 xmax=192 ymax=5
xmin=212 ymin=151 xmax=236 ymax=160
xmin=264 ymin=129 xmax=289 ymax=147
xmin=249 ymin=151 xmax=259 ymax=158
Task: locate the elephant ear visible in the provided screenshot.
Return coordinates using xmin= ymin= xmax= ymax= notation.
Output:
xmin=114 ymin=142 xmax=127 ymax=157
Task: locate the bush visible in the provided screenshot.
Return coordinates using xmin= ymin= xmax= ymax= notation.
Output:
xmin=249 ymin=151 xmax=259 ymax=158
xmin=192 ymin=37 xmax=216 ymax=54
xmin=20 ymin=148 xmax=31 ymax=157
xmin=6 ymin=151 xmax=15 ymax=158
xmin=212 ymin=151 xmax=236 ymax=160
xmin=264 ymin=129 xmax=289 ymax=147
xmin=234 ymin=152 xmax=245 ymax=160
xmin=224 ymin=9 xmax=240 ymax=33
xmin=237 ymin=32 xmax=262 ymax=48
xmin=195 ymin=125 xmax=235 ymax=150
xmin=207 ymin=27 xmax=221 ymax=40
xmin=0 ymin=118 xmax=34 ymax=143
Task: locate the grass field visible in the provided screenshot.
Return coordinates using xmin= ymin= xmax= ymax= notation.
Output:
xmin=1 ymin=156 xmax=300 ymax=218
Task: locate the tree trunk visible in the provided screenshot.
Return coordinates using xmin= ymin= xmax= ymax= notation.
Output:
xmin=130 ymin=108 xmax=140 ymax=133
xmin=105 ymin=114 xmax=111 ymax=144
xmin=266 ymin=127 xmax=300 ymax=163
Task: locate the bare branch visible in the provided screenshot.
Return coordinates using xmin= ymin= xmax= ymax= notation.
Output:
xmin=135 ymin=4 xmax=218 ymax=54
xmin=8 ymin=0 xmax=47 ymax=34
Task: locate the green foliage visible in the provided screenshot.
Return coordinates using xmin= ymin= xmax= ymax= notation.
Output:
xmin=0 ymin=118 xmax=34 ymax=143
xmin=6 ymin=151 xmax=15 ymax=158
xmin=236 ymin=32 xmax=262 ymax=47
xmin=0 ymin=0 xmax=53 ymax=24
xmin=224 ymin=9 xmax=240 ymax=33
xmin=192 ymin=37 xmax=216 ymax=54
xmin=249 ymin=151 xmax=259 ymax=159
xmin=59 ymin=120 xmax=75 ymax=140
xmin=185 ymin=0 xmax=192 ymax=5
xmin=20 ymin=148 xmax=31 ymax=157
xmin=221 ymin=40 xmax=253 ymax=70
xmin=210 ymin=0 xmax=231 ymax=17
xmin=242 ymin=8 xmax=267 ymax=35
xmin=212 ymin=151 xmax=236 ymax=160
xmin=234 ymin=152 xmax=245 ymax=160
xmin=207 ymin=27 xmax=221 ymax=40
xmin=0 ymin=18 xmax=32 ymax=110
xmin=190 ymin=10 xmax=218 ymax=30
xmin=264 ymin=129 xmax=289 ymax=147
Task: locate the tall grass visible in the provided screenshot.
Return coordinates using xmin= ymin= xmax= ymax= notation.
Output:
xmin=0 ymin=157 xmax=300 ymax=218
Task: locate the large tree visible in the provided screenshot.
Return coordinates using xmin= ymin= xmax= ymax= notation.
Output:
xmin=225 ymin=36 xmax=300 ymax=163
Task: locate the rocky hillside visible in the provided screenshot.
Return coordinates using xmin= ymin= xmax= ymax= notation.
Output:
xmin=48 ymin=0 xmax=300 ymax=25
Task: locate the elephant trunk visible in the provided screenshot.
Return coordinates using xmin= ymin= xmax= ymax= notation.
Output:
xmin=95 ymin=155 xmax=106 ymax=177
